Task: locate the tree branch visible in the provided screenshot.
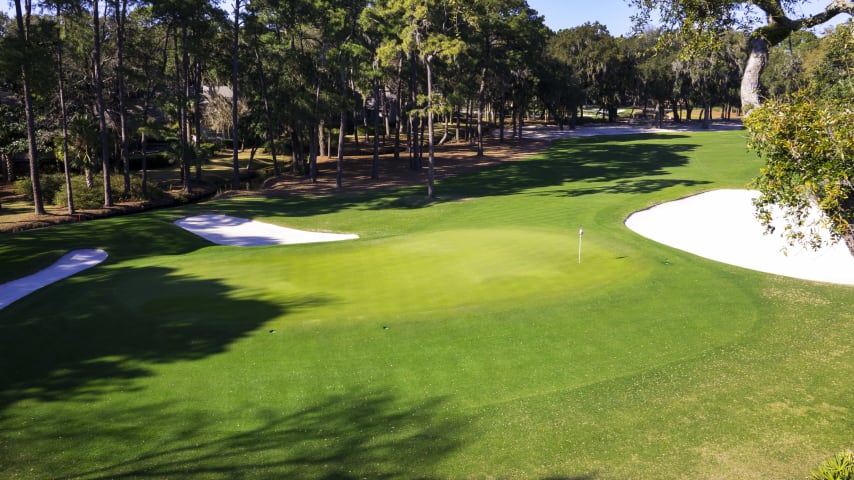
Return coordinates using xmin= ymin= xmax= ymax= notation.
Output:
xmin=795 ymin=0 xmax=854 ymax=29
xmin=752 ymin=0 xmax=854 ymax=31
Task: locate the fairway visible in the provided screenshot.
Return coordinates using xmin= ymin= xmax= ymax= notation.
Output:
xmin=1 ymin=130 xmax=852 ymax=479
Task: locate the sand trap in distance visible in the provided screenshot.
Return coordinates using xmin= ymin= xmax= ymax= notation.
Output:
xmin=0 ymin=249 xmax=108 ymax=311
xmin=175 ymin=214 xmax=359 ymax=247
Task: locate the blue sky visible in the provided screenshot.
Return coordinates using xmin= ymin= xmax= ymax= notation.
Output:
xmin=0 ymin=0 xmax=849 ymax=35
xmin=527 ymin=0 xmax=851 ymax=36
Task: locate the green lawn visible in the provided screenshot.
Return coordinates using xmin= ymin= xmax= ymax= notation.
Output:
xmin=1 ymin=130 xmax=851 ymax=479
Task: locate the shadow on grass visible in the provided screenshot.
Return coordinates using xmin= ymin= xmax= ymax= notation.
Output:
xmin=0 ymin=214 xmax=211 ymax=282
xmin=201 ymin=134 xmax=710 ymax=219
xmin=437 ymin=134 xmax=709 ymax=200
xmin=8 ymin=390 xmax=467 ymax=479
xmin=0 ymin=264 xmax=322 ymax=413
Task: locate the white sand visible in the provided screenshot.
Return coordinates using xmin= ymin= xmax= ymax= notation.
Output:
xmin=175 ymin=214 xmax=359 ymax=247
xmin=625 ymin=189 xmax=854 ymax=285
xmin=0 ymin=249 xmax=108 ymax=310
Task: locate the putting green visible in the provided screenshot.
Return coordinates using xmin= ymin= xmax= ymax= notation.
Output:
xmin=139 ymin=227 xmax=649 ymax=320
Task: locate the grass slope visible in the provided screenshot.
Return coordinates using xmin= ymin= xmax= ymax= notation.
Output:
xmin=1 ymin=130 xmax=851 ymax=479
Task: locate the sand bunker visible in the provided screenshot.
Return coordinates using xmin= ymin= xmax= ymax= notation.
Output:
xmin=0 ymin=249 xmax=108 ymax=311
xmin=625 ymin=189 xmax=854 ymax=285
xmin=175 ymin=214 xmax=359 ymax=247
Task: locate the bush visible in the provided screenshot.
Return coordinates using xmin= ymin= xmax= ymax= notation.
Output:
xmin=197 ymin=143 xmax=217 ymax=160
xmin=811 ymin=450 xmax=854 ymax=480
xmin=13 ymin=177 xmax=33 ymax=199
xmin=54 ymin=175 xmax=166 ymax=209
xmin=14 ymin=174 xmax=65 ymax=204
xmin=16 ymin=173 xmax=165 ymax=209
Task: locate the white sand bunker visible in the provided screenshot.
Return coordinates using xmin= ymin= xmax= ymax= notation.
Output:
xmin=0 ymin=249 xmax=108 ymax=310
xmin=625 ymin=189 xmax=854 ymax=285
xmin=175 ymin=214 xmax=359 ymax=247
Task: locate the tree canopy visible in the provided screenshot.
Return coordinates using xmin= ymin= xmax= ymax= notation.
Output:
xmin=1 ymin=0 xmax=843 ymax=212
xmin=745 ymin=21 xmax=854 ymax=255
xmin=629 ymin=0 xmax=854 ymax=111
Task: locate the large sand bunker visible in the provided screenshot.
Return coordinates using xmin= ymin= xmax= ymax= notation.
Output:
xmin=625 ymin=189 xmax=854 ymax=285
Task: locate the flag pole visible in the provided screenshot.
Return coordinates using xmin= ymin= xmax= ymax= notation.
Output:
xmin=578 ymin=226 xmax=584 ymax=264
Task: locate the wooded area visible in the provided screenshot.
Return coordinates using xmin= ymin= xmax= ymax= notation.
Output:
xmin=0 ymin=0 xmax=851 ymax=220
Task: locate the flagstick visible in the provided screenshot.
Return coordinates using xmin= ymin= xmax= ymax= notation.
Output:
xmin=578 ymin=226 xmax=584 ymax=264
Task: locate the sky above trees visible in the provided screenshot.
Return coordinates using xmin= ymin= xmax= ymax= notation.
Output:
xmin=527 ymin=0 xmax=850 ymax=36
xmin=0 ymin=0 xmax=848 ymax=35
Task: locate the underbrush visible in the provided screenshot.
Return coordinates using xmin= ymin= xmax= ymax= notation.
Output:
xmin=15 ymin=174 xmax=167 ymax=209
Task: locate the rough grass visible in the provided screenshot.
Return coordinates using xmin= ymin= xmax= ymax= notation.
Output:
xmin=0 ymin=130 xmax=851 ymax=479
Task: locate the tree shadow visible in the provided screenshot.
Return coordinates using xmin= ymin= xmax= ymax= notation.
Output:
xmin=434 ymin=134 xmax=705 ymax=201
xmin=0 ymin=264 xmax=329 ymax=413
xmin=0 ymin=214 xmax=212 ymax=283
xmin=2 ymin=389 xmax=468 ymax=479
xmin=200 ymin=134 xmax=708 ymax=219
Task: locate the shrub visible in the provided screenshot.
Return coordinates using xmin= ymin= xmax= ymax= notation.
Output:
xmin=13 ymin=177 xmax=33 ymax=199
xmin=14 ymin=174 xmax=65 ymax=204
xmin=54 ymin=175 xmax=166 ymax=209
xmin=811 ymin=450 xmax=854 ymax=480
xmin=197 ymin=143 xmax=217 ymax=160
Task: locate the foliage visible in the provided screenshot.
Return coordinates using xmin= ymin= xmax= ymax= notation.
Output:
xmin=746 ymin=21 xmax=854 ymax=254
xmin=16 ymin=172 xmax=165 ymax=209
xmin=546 ymin=23 xmax=628 ymax=121
xmin=811 ymin=451 xmax=854 ymax=480
xmin=762 ymin=30 xmax=820 ymax=97
xmin=745 ymin=93 xmax=854 ymax=251
xmin=812 ymin=21 xmax=854 ymax=100
xmin=13 ymin=173 xmax=57 ymax=205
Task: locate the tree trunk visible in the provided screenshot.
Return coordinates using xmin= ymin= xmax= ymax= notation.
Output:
xmin=741 ymin=35 xmax=769 ymax=114
xmin=179 ymin=25 xmax=191 ymax=193
xmin=382 ymin=85 xmax=390 ymax=140
xmin=309 ymin=122 xmax=318 ymax=180
xmin=2 ymin=153 xmax=13 ymax=184
xmin=499 ymin=89 xmax=506 ymax=143
xmin=337 ymin=111 xmax=345 ymax=190
xmin=476 ymin=68 xmax=486 ymax=157
xmin=317 ymin=122 xmax=323 ymax=161
xmin=193 ymin=60 xmax=203 ymax=181
xmin=425 ymin=56 xmax=435 ymax=199
xmin=372 ymin=77 xmax=380 ymax=180
xmin=231 ymin=0 xmax=240 ymax=190
xmin=438 ymin=112 xmax=449 ymax=145
xmin=409 ymin=54 xmax=420 ymax=170
xmin=115 ymin=0 xmax=131 ymax=198
xmin=13 ymin=0 xmax=44 ymax=214
xmin=93 ymin=0 xmax=112 ymax=207
xmin=310 ymin=51 xmax=326 ymax=183
xmin=56 ymin=5 xmax=74 ymax=214
xmin=394 ymin=58 xmax=403 ymax=161
xmin=140 ymin=131 xmax=148 ymax=196
xmin=290 ymin=129 xmax=300 ymax=175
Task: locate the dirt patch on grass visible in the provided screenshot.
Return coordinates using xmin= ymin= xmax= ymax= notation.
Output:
xmin=261 ymin=137 xmax=549 ymax=196
xmin=1 ymin=137 xmax=548 ymax=233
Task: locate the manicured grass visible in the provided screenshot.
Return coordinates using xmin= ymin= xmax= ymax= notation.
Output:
xmin=1 ymin=130 xmax=851 ymax=479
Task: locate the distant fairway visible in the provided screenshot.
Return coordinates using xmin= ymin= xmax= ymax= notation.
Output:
xmin=1 ymin=130 xmax=851 ymax=479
